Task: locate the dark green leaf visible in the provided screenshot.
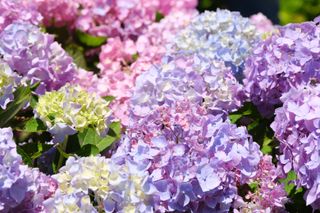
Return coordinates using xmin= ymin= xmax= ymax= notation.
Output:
xmin=155 ymin=11 xmax=165 ymax=22
xmin=16 ymin=146 xmax=33 ymax=166
xmin=65 ymin=43 xmax=88 ymax=69
xmin=103 ymin=96 xmax=116 ymax=103
xmin=0 ymin=86 xmax=31 ymax=127
xmin=76 ymin=30 xmax=107 ymax=47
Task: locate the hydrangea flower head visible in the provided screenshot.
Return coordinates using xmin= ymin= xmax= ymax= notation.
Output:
xmin=234 ymin=155 xmax=288 ymax=212
xmin=131 ymin=54 xmax=245 ymax=119
xmin=35 ymin=84 xmax=112 ymax=142
xmin=0 ymin=0 xmax=42 ymax=32
xmin=46 ymin=155 xmax=153 ymax=212
xmin=0 ymin=61 xmax=20 ymax=109
xmin=116 ymin=101 xmax=261 ymax=212
xmin=170 ymin=9 xmax=260 ymax=79
xmin=0 ymin=22 xmax=76 ymax=94
xmin=271 ymin=83 xmax=320 ymax=209
xmin=244 ymin=18 xmax=320 ymax=116
xmin=0 ymin=128 xmax=57 ymax=212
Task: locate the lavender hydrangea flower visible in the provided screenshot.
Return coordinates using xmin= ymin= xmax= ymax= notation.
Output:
xmin=131 ymin=54 xmax=245 ymax=119
xmin=0 ymin=127 xmax=57 ymax=212
xmin=0 ymin=60 xmax=20 ymax=109
xmin=116 ymin=101 xmax=261 ymax=212
xmin=169 ymin=9 xmax=260 ymax=79
xmin=271 ymin=83 xmax=320 ymax=209
xmin=0 ymin=22 xmax=76 ymax=94
xmin=46 ymin=155 xmax=153 ymax=212
xmin=244 ymin=17 xmax=320 ymax=116
xmin=0 ymin=0 xmax=42 ymax=32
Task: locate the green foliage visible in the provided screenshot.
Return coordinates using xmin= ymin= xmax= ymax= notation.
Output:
xmin=65 ymin=43 xmax=88 ymax=70
xmin=155 ymin=11 xmax=165 ymax=22
xmin=279 ymin=0 xmax=320 ymax=24
xmin=77 ymin=121 xmax=121 ymax=155
xmin=0 ymin=85 xmax=32 ymax=127
xmin=24 ymin=118 xmax=47 ymax=133
xmin=76 ymin=30 xmax=107 ymax=47
xmin=229 ymin=102 xmax=278 ymax=156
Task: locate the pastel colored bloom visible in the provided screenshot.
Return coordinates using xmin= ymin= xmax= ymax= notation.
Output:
xmin=234 ymin=155 xmax=288 ymax=212
xmin=244 ymin=18 xmax=320 ymax=116
xmin=0 ymin=22 xmax=76 ymax=94
xmin=271 ymin=83 xmax=320 ymax=209
xmin=0 ymin=0 xmax=42 ymax=32
xmin=0 ymin=60 xmax=20 ymax=109
xmin=0 ymin=127 xmax=57 ymax=212
xmin=46 ymin=155 xmax=152 ymax=212
xmin=35 ymin=84 xmax=112 ymax=143
xmin=170 ymin=9 xmax=260 ymax=79
xmin=34 ymin=0 xmax=80 ymax=27
xmin=249 ymin=13 xmax=275 ymax=35
xmin=131 ymin=54 xmax=245 ymax=119
xmin=116 ymin=101 xmax=261 ymax=212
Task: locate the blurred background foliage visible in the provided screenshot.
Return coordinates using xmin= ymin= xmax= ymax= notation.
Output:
xmin=197 ymin=0 xmax=320 ymax=25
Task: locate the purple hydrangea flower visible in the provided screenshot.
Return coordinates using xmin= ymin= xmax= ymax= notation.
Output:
xmin=0 ymin=127 xmax=57 ymax=212
xmin=271 ymin=83 xmax=320 ymax=209
xmin=244 ymin=17 xmax=320 ymax=116
xmin=0 ymin=22 xmax=76 ymax=94
xmin=131 ymin=54 xmax=245 ymax=120
xmin=116 ymin=101 xmax=261 ymax=212
xmin=169 ymin=9 xmax=260 ymax=79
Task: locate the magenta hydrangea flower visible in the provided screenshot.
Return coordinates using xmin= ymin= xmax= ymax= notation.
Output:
xmin=271 ymin=83 xmax=320 ymax=209
xmin=115 ymin=101 xmax=261 ymax=212
xmin=34 ymin=0 xmax=80 ymax=27
xmin=75 ymin=0 xmax=196 ymax=38
xmin=0 ymin=127 xmax=57 ymax=212
xmin=131 ymin=54 xmax=245 ymax=119
xmin=0 ymin=22 xmax=77 ymax=94
xmin=244 ymin=17 xmax=320 ymax=116
xmin=0 ymin=0 xmax=42 ymax=32
xmin=234 ymin=155 xmax=288 ymax=212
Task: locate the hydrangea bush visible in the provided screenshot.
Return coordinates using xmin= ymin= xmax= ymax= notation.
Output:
xmin=0 ymin=1 xmax=318 ymax=212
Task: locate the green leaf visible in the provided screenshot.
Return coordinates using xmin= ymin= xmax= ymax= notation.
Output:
xmin=0 ymin=86 xmax=31 ymax=127
xmin=279 ymin=170 xmax=297 ymax=195
xmin=24 ymin=118 xmax=47 ymax=132
xmin=65 ymin=43 xmax=88 ymax=69
xmin=248 ymin=182 xmax=258 ymax=192
xmin=77 ymin=122 xmax=121 ymax=154
xmin=229 ymin=114 xmax=242 ymax=124
xmin=261 ymin=135 xmax=273 ymax=154
xmin=77 ymin=144 xmax=100 ymax=156
xmin=103 ymin=95 xmax=116 ymax=103
xmin=76 ymin=30 xmax=107 ymax=47
xmin=155 ymin=11 xmax=165 ymax=22
xmin=16 ymin=146 xmax=33 ymax=166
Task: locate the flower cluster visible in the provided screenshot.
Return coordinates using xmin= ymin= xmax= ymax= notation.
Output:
xmin=0 ymin=60 xmax=20 ymax=109
xmin=249 ymin=13 xmax=275 ymax=35
xmin=169 ymin=9 xmax=260 ymax=79
xmin=271 ymin=83 xmax=320 ymax=209
xmin=244 ymin=18 xmax=320 ymax=116
xmin=74 ymin=0 xmax=196 ymax=37
xmin=0 ymin=22 xmax=76 ymax=94
xmin=87 ymin=11 xmax=196 ymax=125
xmin=131 ymin=54 xmax=245 ymax=119
xmin=45 ymin=155 xmax=153 ymax=212
xmin=0 ymin=128 xmax=57 ymax=212
xmin=235 ymin=155 xmax=288 ymax=212
xmin=116 ymin=101 xmax=261 ymax=212
xmin=0 ymin=0 xmax=42 ymax=32
xmin=35 ymin=84 xmax=112 ymax=142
